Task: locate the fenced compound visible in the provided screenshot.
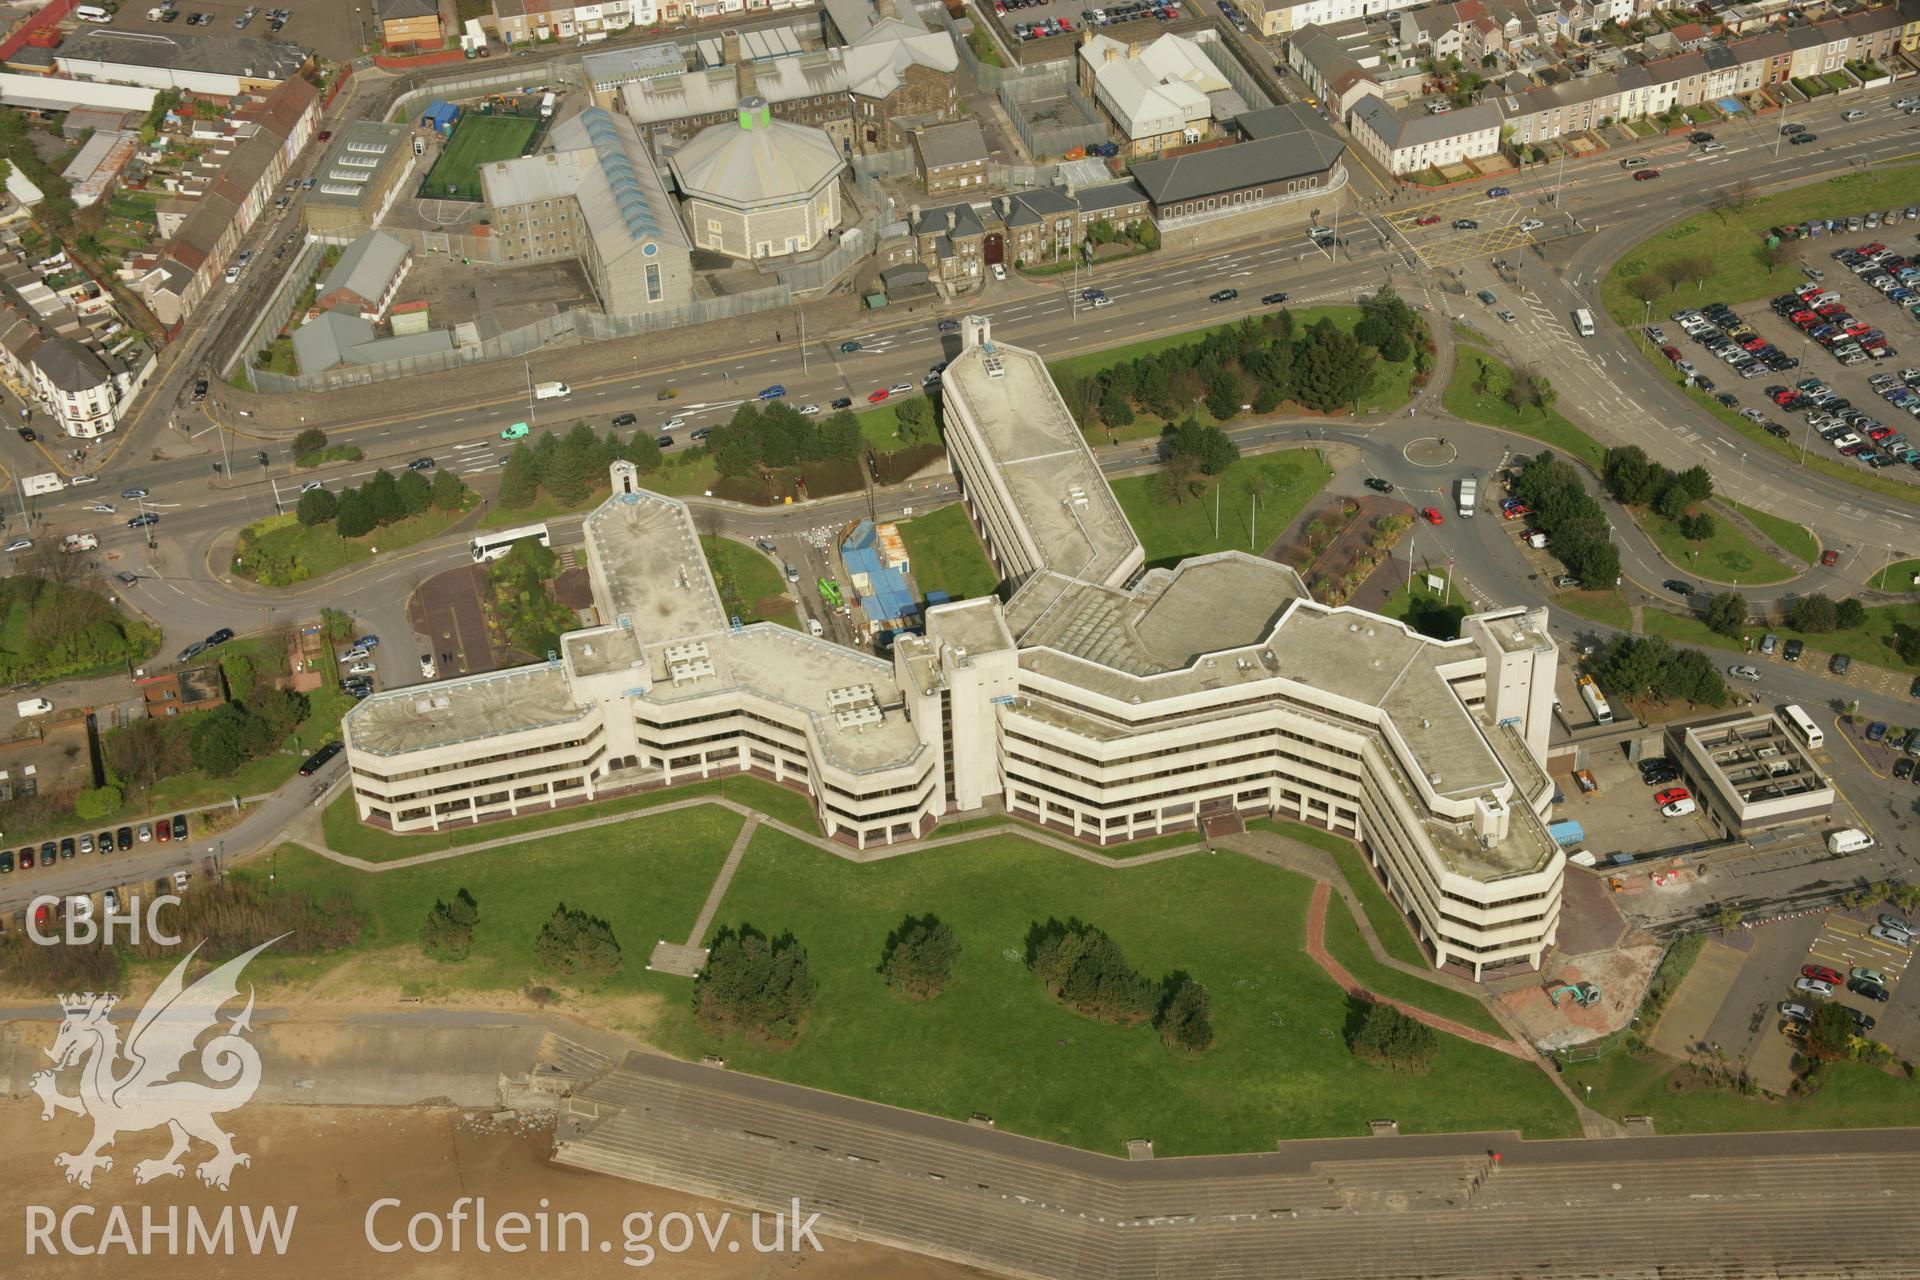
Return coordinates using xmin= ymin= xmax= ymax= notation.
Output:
xmin=419 ymin=111 xmax=542 ymax=202
xmin=1000 ymin=76 xmax=1102 ymax=161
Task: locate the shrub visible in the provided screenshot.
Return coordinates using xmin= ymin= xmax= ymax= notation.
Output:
xmin=73 ymin=785 xmax=121 ymax=821
xmin=1026 ymin=918 xmax=1155 ymax=1024
xmin=533 ymin=902 xmax=622 ymax=982
xmin=1156 ymin=976 xmax=1215 ymax=1053
xmin=421 ymin=889 xmax=478 ymax=961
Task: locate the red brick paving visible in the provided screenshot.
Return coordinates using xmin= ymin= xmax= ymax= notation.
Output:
xmin=1304 ymin=881 xmax=1530 ymax=1060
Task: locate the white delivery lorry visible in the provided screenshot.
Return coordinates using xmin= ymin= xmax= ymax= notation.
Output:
xmin=21 ymin=473 xmax=64 ymax=497
xmin=60 ymin=533 xmax=98 ymax=553
xmin=16 ymin=698 xmax=53 ymax=717
xmin=540 ymin=92 xmax=557 ymax=118
xmin=1457 ymin=475 xmax=1478 ymax=518
xmin=533 ymin=381 xmax=571 ymax=401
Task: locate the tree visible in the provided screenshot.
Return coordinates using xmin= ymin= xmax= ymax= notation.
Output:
xmin=1758 ymin=240 xmax=1790 ymax=274
xmin=1804 ymin=1002 xmax=1855 ymax=1063
xmin=1099 ymin=383 xmax=1136 ymax=427
xmin=1157 ymin=976 xmax=1214 ymax=1054
xmin=363 ymin=469 xmax=403 ymax=527
xmin=1836 ymin=596 xmax=1867 ymax=630
xmin=1348 ymin=999 xmax=1437 ymax=1073
xmin=421 ymin=889 xmax=478 ymax=962
xmin=1294 ymin=324 xmax=1375 ymax=411
xmin=429 ymin=468 xmax=466 ymax=510
xmin=878 ymin=913 xmax=959 ymax=1000
xmin=1204 ymin=367 xmax=1242 ymax=422
xmin=333 ymin=487 xmax=376 ymax=538
xmin=1165 ymin=418 xmax=1240 ymax=475
xmin=1625 ymin=270 xmax=1669 ymax=304
xmin=1703 ymin=591 xmax=1747 ymax=639
xmin=74 ymin=785 xmax=122 ymax=821
xmin=291 ymin=427 xmax=327 ymax=460
xmin=1154 ymin=452 xmax=1203 ymax=506
xmin=1678 ymin=511 xmax=1717 ymax=541
xmin=622 ymin=430 xmax=663 ymax=474
xmin=1604 ymin=445 xmax=1664 ymax=506
xmin=1026 ymin=918 xmax=1155 ymax=1024
xmin=295 ymin=486 xmax=337 ymax=527
xmin=1787 ymin=593 xmax=1839 ymax=633
xmin=186 ymin=703 xmax=272 ymax=778
xmin=1673 ymin=464 xmax=1714 ymax=504
xmin=396 ymin=468 xmax=433 ymax=516
xmin=533 ymin=902 xmax=623 ymax=982
xmin=894 ymin=396 xmax=937 ymax=444
xmin=497 ymin=443 xmax=539 ymax=508
xmin=695 ymin=924 xmax=817 ymax=1043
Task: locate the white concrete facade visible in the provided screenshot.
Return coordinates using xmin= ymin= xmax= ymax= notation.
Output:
xmin=342 ymin=321 xmax=1563 ymax=980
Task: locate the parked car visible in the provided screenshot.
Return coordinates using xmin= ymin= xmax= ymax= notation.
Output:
xmin=1802 ymin=964 xmax=1844 ymax=985
xmin=1363 ymin=477 xmax=1394 ymax=493
xmin=1793 ymin=976 xmax=1835 ymax=997
xmin=1868 ymin=925 xmax=1913 ymax=948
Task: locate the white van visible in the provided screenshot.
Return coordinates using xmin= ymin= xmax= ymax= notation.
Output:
xmin=807 ymin=618 xmax=824 ymax=638
xmin=16 ymin=698 xmax=52 ymax=717
xmin=76 ymin=5 xmax=112 ymax=22
xmin=1574 ymin=308 xmax=1596 ymax=338
xmin=1827 ymin=828 xmax=1875 ymax=855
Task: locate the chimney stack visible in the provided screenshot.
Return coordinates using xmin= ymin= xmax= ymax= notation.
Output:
xmin=722 ymin=29 xmax=741 ymax=64
xmin=737 ymin=56 xmax=758 ymax=98
xmin=876 ymin=0 xmax=898 ymax=18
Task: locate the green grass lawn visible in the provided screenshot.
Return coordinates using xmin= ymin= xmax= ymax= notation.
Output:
xmin=422 ymin=114 xmax=537 ymax=202
xmin=234 ymin=505 xmax=470 ymax=586
xmin=243 ymin=809 xmax=745 ymax=999
xmin=642 ymin=825 xmax=1577 ymax=1152
xmin=1250 ymin=820 xmax=1428 ymax=970
xmin=1112 ymin=448 xmax=1332 ymax=568
xmin=1602 ymin=163 xmax=1920 ymax=325
xmin=1638 ymin=609 xmax=1744 ymax=652
xmin=1643 ymin=504 xmax=1793 ymax=585
xmin=701 ymin=535 xmax=795 ymax=628
xmin=1869 ymin=558 xmax=1920 ymax=592
xmin=1729 ymin=500 xmax=1818 ymax=563
xmin=1552 ymin=588 xmax=1633 ymax=630
xmin=1570 ymin=1050 xmax=1918 ymax=1134
xmin=1642 ymin=600 xmax=1920 ymax=672
xmin=320 ymin=774 xmax=822 ymax=863
xmin=1444 ymin=346 xmax=1607 ymax=469
xmin=895 ymin=503 xmax=998 ymax=602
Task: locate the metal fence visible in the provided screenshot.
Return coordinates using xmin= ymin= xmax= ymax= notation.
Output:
xmin=775 ymin=227 xmax=872 ymax=293
xmin=990 ymin=161 xmax=1059 ymax=189
xmin=1193 ymin=29 xmax=1277 ymax=116
xmin=931 ymin=3 xmax=1022 ymax=91
xmin=572 ymin=286 xmax=793 ymax=342
xmin=223 ymin=238 xmax=328 ymax=389
xmin=999 ymin=75 xmax=1101 ymax=162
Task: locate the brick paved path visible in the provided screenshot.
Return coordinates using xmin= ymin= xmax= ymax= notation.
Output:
xmin=1303 ymin=880 xmax=1530 ymax=1060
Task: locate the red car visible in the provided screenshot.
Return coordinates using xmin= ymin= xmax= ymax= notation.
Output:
xmin=1846 ymin=322 xmax=1874 ymax=337
xmin=1501 ymin=501 xmax=1530 ymax=520
xmin=1654 ymin=787 xmax=1691 ymax=807
xmin=1415 ymin=214 xmax=1442 ymax=226
xmin=1771 ymin=388 xmax=1799 ymax=405
xmin=1634 ymin=168 xmax=1660 ymax=181
xmin=1821 ymin=548 xmax=1840 ymax=566
xmin=1869 ymin=425 xmax=1895 ymax=441
xmin=1790 ymin=310 xmax=1818 ymax=326
xmin=1802 ymin=964 xmax=1844 ymax=985
xmin=1421 ymin=507 xmax=1444 ymax=525
xmin=1661 ymin=345 xmax=1682 ymax=362
xmin=156 ymin=819 xmax=170 ymax=844
xmin=867 ymin=388 xmax=890 ymax=403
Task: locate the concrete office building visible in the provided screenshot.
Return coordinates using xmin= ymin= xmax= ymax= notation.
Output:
xmin=1673 ymin=711 xmax=1835 ymax=837
xmin=342 ymin=318 xmax=1562 ymax=980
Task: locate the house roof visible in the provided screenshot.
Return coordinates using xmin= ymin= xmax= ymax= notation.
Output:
xmin=31 ymin=337 xmax=109 ymax=393
xmin=915 ymin=120 xmax=987 ymax=170
xmin=1130 ymin=115 xmax=1345 ymax=205
xmin=843 ymin=20 xmax=957 ymax=100
xmin=55 ymin=29 xmax=312 ymax=82
xmin=377 ymin=0 xmax=441 ymax=19
xmin=293 ymin=308 xmax=453 ymax=372
xmin=668 ymin=98 xmax=844 ymax=210
xmin=624 ymin=51 xmax=848 ymax=125
xmin=320 ymin=230 xmax=408 ymax=306
xmin=1073 ymin=179 xmax=1147 ymax=213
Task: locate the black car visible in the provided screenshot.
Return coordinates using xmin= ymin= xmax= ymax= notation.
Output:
xmin=177 ymin=640 xmax=207 ymax=663
xmin=1847 ymin=1008 xmax=1877 ymax=1033
xmin=127 ymin=513 xmax=159 ymax=528
xmin=407 ymin=457 xmax=435 ymax=472
xmin=60 ymin=837 xmax=74 ymax=860
xmin=1849 ymin=976 xmax=1891 ymax=1002
xmin=170 ymin=814 xmax=187 ymax=841
xmin=1791 ymin=132 xmax=1817 ymax=145
xmin=18 ymin=427 xmax=34 ymax=442
xmin=1784 ymin=638 xmax=1804 ymax=662
xmin=204 ymin=627 xmax=233 ymax=647
xmin=1763 ymin=422 xmax=1792 ymax=439
xmin=830 ymin=397 xmax=853 ymax=410
xmin=1363 ymin=477 xmax=1394 ymax=493
xmin=1208 ymin=288 xmax=1239 ymax=303
xmin=1452 ymin=218 xmax=1479 ymax=230
xmin=1688 ymin=130 xmax=1715 ymax=144
xmin=655 ymin=435 xmax=674 ymax=449
xmin=0 ymin=851 xmax=11 ymax=873
xmin=192 ymin=378 xmax=209 ymax=402
xmin=298 ymin=741 xmax=343 ymax=777
xmin=116 ymin=826 xmax=132 ymax=851
xmin=839 ymin=340 xmax=864 ymax=353
xmin=1909 ymin=675 xmax=1920 ymax=698
xmin=1716 ymin=393 xmax=1739 ymax=408
xmin=937 ymin=319 xmax=961 ymax=333
xmin=1896 ymin=758 xmax=1914 ymax=781
xmin=1830 ymin=653 xmax=1852 ymax=675
xmin=611 ymin=413 xmax=637 ymax=428
xmin=1663 ymin=579 xmax=1695 ymax=596
xmin=1261 ymin=292 xmax=1289 ymax=305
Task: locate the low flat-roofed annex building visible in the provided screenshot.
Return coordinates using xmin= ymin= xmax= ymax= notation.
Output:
xmin=1673 ymin=711 xmax=1835 ymax=837
xmin=342 ymin=316 xmax=1563 ymax=980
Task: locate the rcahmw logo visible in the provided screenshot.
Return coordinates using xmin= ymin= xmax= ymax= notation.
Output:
xmin=24 ymin=936 xmax=299 ymax=1259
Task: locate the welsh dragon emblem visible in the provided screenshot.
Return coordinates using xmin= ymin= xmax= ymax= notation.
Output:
xmin=29 ymin=937 xmax=280 ymax=1191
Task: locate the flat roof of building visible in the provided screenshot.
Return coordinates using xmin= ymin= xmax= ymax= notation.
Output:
xmin=583 ymin=490 xmax=731 ymax=643
xmin=1682 ymin=711 xmax=1834 ymax=811
xmin=344 ymin=664 xmax=588 ymax=758
xmin=308 ymin=120 xmax=404 ymax=209
xmin=56 ymin=29 xmax=311 ymax=81
xmin=941 ymin=335 xmax=1140 ymax=590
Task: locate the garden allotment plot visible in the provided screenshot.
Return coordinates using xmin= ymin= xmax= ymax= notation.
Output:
xmin=421 ymin=114 xmax=540 ymax=203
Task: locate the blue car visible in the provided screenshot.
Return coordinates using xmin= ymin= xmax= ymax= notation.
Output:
xmin=1487 ymin=186 xmax=1510 ymax=197
xmin=757 ymin=385 xmax=786 ymax=400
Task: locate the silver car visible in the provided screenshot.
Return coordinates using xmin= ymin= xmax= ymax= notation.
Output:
xmin=1868 ymin=926 xmax=1913 ymax=949
xmin=1726 ymin=664 xmax=1760 ymax=681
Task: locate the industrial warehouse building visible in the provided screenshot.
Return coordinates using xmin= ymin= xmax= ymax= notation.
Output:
xmin=342 ymin=318 xmax=1564 ymax=980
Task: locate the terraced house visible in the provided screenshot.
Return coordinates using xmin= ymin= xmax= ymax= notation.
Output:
xmin=343 ymin=317 xmax=1564 ymax=981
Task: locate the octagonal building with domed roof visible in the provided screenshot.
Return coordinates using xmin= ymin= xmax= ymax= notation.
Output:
xmin=668 ymin=96 xmax=846 ymax=262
